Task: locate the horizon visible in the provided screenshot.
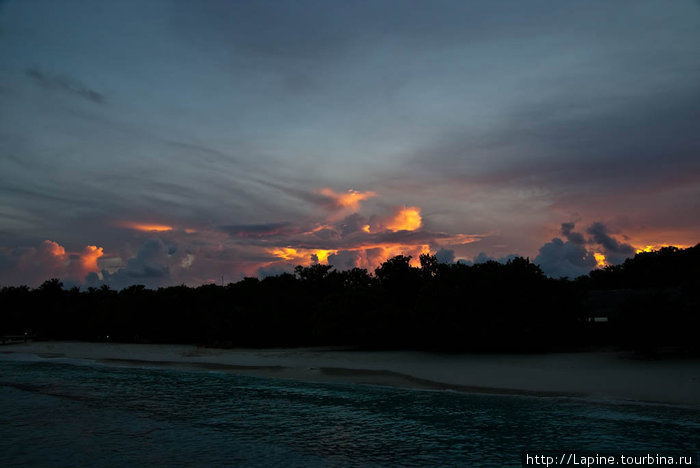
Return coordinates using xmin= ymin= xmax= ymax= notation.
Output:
xmin=1 ymin=0 xmax=699 ymax=288
xmin=4 ymin=243 xmax=700 ymax=292
xmin=5 ymin=243 xmax=697 ymax=292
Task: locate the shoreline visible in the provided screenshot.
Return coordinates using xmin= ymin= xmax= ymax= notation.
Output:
xmin=97 ymin=357 xmax=587 ymax=399
xmin=2 ymin=341 xmax=699 ymax=407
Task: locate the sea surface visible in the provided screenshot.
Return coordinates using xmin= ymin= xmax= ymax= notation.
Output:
xmin=0 ymin=354 xmax=697 ymax=467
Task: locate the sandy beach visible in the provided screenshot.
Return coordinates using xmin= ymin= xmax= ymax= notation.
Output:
xmin=2 ymin=341 xmax=699 ymax=406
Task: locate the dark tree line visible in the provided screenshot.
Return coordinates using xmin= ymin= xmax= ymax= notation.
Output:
xmin=1 ymin=244 xmax=698 ymax=354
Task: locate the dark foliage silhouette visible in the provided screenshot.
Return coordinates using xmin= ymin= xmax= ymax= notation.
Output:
xmin=1 ymin=244 xmax=698 ymax=354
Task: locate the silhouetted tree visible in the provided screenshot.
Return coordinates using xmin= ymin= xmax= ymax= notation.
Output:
xmin=0 ymin=244 xmax=697 ymax=353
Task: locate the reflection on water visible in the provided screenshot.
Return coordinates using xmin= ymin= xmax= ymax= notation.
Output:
xmin=0 ymin=359 xmax=697 ymax=467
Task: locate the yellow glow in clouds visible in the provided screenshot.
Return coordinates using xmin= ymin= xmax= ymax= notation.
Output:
xmin=268 ymin=247 xmax=304 ymax=261
xmin=313 ymin=250 xmax=336 ymax=263
xmin=267 ymin=247 xmax=339 ymax=264
xmin=593 ymin=252 xmax=607 ymax=268
xmin=635 ymin=244 xmax=691 ymax=253
xmin=385 ymin=206 xmax=422 ymax=232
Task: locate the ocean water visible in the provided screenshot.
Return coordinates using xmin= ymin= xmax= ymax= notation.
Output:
xmin=0 ymin=355 xmax=697 ymax=467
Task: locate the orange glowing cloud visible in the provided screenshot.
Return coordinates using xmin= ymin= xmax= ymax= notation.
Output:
xmin=252 ymin=191 xmax=483 ymax=275
xmin=434 ymin=233 xmax=483 ymax=245
xmin=80 ymin=245 xmax=104 ymax=273
xmin=339 ymin=243 xmax=431 ymax=269
xmin=318 ymin=188 xmax=376 ymax=211
xmin=266 ymin=240 xmax=453 ymax=271
xmin=10 ymin=240 xmax=107 ymax=285
xmin=30 ymin=240 xmax=70 ymax=276
xmin=310 ymin=224 xmax=333 ymax=233
xmin=266 ymin=247 xmax=339 ymax=264
xmin=122 ymin=222 xmax=174 ymax=232
xmin=385 ymin=206 xmax=422 ymax=232
xmin=42 ymin=240 xmax=67 ymax=259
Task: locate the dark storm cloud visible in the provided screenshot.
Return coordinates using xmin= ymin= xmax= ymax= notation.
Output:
xmin=219 ymin=222 xmax=296 ymax=239
xmin=102 ymin=239 xmax=171 ymax=289
xmin=534 ymin=238 xmax=598 ymax=279
xmin=534 ymin=222 xmax=597 ymax=278
xmin=326 ymin=250 xmax=362 ymax=271
xmin=470 ymin=252 xmax=519 ymax=265
xmin=533 ymin=222 xmax=636 ymax=278
xmin=561 ymin=222 xmax=585 ymax=245
xmin=257 ymin=264 xmax=294 ymax=279
xmin=586 ymin=222 xmax=635 ymax=264
xmin=338 ymin=214 xmax=368 ymax=236
xmin=0 ymin=244 xmax=53 ymax=287
xmin=26 ymin=67 xmax=105 ymax=104
xmin=435 ymin=248 xmax=455 ymax=264
xmin=0 ymin=240 xmax=103 ymax=287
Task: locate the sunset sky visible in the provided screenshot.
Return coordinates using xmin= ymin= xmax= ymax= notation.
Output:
xmin=1 ymin=0 xmax=699 ymax=288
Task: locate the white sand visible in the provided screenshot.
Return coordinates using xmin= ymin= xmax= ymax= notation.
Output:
xmin=3 ymin=341 xmax=699 ymax=406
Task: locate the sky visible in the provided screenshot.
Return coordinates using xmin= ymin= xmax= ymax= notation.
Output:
xmin=1 ymin=0 xmax=699 ymax=288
